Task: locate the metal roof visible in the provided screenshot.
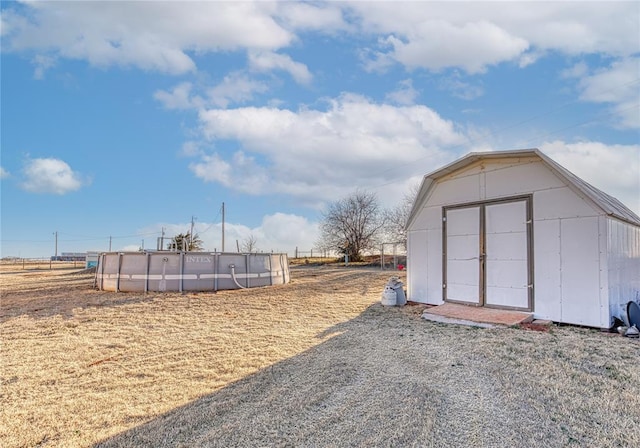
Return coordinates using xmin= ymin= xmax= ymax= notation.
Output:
xmin=407 ymin=148 xmax=640 ymax=228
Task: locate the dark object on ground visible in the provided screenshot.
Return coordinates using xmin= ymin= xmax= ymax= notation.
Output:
xmin=628 ymin=301 xmax=640 ymax=328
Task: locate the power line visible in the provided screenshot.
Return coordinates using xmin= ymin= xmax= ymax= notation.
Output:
xmin=2 ymin=231 xmax=163 ymax=244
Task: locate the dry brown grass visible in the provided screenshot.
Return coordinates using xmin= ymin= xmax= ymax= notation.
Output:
xmin=1 ymin=266 xmax=639 ymax=448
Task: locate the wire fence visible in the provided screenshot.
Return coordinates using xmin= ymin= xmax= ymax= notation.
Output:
xmin=0 ymin=258 xmax=87 ymax=271
xmin=290 ymin=244 xmax=407 ymax=271
xmin=2 ymin=243 xmax=408 ymax=271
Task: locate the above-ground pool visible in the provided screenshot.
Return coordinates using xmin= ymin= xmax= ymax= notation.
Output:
xmin=95 ymin=252 xmax=290 ymax=292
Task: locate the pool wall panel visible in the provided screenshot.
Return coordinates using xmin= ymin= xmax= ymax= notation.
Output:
xmin=96 ymin=252 xmax=290 ymax=292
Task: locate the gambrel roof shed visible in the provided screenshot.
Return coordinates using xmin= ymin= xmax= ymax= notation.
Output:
xmin=406 ymin=148 xmax=640 ymax=328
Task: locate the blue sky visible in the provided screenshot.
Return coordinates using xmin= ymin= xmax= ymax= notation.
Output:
xmin=1 ymin=1 xmax=639 ymax=258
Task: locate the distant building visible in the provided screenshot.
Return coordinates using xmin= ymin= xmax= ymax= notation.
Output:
xmin=86 ymin=252 xmax=100 ymax=268
xmin=51 ymin=252 xmax=87 ymax=262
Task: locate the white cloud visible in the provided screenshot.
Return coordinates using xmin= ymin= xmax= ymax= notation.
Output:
xmin=561 ymin=61 xmax=589 ymax=79
xmin=439 ymin=72 xmax=484 ymax=100
xmin=189 ymin=153 xmax=233 ymax=186
xmin=143 ymin=212 xmax=320 ymax=254
xmin=385 ymin=79 xmax=419 ymax=105
xmin=518 ymin=49 xmax=545 ymax=68
xmin=180 ymin=141 xmax=202 ymax=157
xmin=576 ymin=57 xmax=640 ymax=129
xmin=21 ymin=158 xmax=84 ymax=194
xmin=189 ymin=151 xmax=270 ymax=195
xmin=32 ymin=54 xmax=56 ymax=79
xmin=377 ymin=21 xmax=529 ymax=74
xmin=154 ymin=74 xmax=269 ymax=111
xmin=258 ymin=213 xmax=319 ymax=252
xmin=191 ymin=93 xmax=466 ymax=204
xmin=0 ymin=167 xmax=9 ymax=179
xmin=352 ymin=2 xmax=638 ymax=73
xmin=248 ymin=51 xmax=313 ymax=85
xmin=120 ymin=244 xmax=143 ymax=252
xmin=540 ymin=140 xmax=640 ymax=216
xmin=2 ymin=2 xmax=293 ymax=74
xmin=154 ymin=82 xmax=204 ymax=110
xmin=276 ymin=2 xmax=348 ymax=33
xmin=208 ymin=72 xmax=269 ymax=108
xmin=224 ymin=213 xmax=320 ymax=254
xmin=5 ymin=2 xmax=637 ymax=88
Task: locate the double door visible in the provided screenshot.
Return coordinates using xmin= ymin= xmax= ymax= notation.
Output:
xmin=443 ymin=196 xmax=532 ymax=311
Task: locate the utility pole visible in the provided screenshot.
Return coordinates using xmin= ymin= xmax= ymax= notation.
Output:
xmin=189 ymin=216 xmax=197 ymax=251
xmin=109 ymin=236 xmax=112 ymax=252
xmin=221 ymin=202 xmax=225 ymax=252
xmin=53 ymin=231 xmax=58 ymax=259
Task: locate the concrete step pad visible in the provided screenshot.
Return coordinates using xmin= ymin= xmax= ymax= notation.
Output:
xmin=422 ymin=302 xmax=533 ymax=327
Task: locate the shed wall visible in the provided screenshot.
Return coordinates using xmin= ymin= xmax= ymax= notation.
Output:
xmin=407 ymin=158 xmax=617 ymax=327
xmin=607 ymin=218 xmax=640 ymax=323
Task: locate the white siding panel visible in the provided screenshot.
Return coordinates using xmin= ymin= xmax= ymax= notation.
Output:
xmin=485 ymin=200 xmax=527 ymax=233
xmin=533 ymin=219 xmax=562 ymax=321
xmin=408 ymin=206 xmax=444 ymax=305
xmin=410 ymin=206 xmax=430 ymax=231
xmin=598 ymin=216 xmax=609 ymax=328
xmin=448 ymin=235 xmax=479 ymax=260
xmin=607 ymin=218 xmax=640 ymax=323
xmin=486 ymin=285 xmax=529 ymax=308
xmin=486 ymin=232 xmax=527 ymax=260
xmin=486 ymin=260 xmax=528 ymax=289
xmin=407 ymin=230 xmax=428 ymax=303
xmin=446 ymin=164 xmax=484 ymax=178
xmin=534 ymin=187 xmax=599 ymax=220
xmin=560 ymin=217 xmax=601 ymax=326
xmin=428 ymin=175 xmax=481 ymax=206
xmin=448 ymin=283 xmax=480 ymax=303
xmin=424 ymin=206 xmax=443 ymax=230
xmin=485 ymin=201 xmax=529 ymax=309
xmin=485 ymin=161 xmax=564 ymax=199
xmin=448 ymin=260 xmax=479 ymax=285
xmin=447 ymin=207 xmax=480 ymax=235
xmin=426 ymin=228 xmax=444 ymax=304
xmin=446 ymin=207 xmax=480 ymax=304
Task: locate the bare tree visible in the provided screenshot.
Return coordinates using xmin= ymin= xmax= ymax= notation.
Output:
xmin=167 ymin=232 xmax=204 ymax=251
xmin=383 ymin=183 xmax=420 ymax=249
xmin=240 ymin=234 xmax=259 ymax=253
xmin=318 ymin=190 xmax=384 ymax=262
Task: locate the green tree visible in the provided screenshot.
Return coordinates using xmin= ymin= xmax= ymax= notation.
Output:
xmin=167 ymin=232 xmax=204 ymax=251
xmin=318 ymin=190 xmax=384 ymax=262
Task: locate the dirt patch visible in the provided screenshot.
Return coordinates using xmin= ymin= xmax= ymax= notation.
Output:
xmin=1 ymin=267 xmax=639 ymax=448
